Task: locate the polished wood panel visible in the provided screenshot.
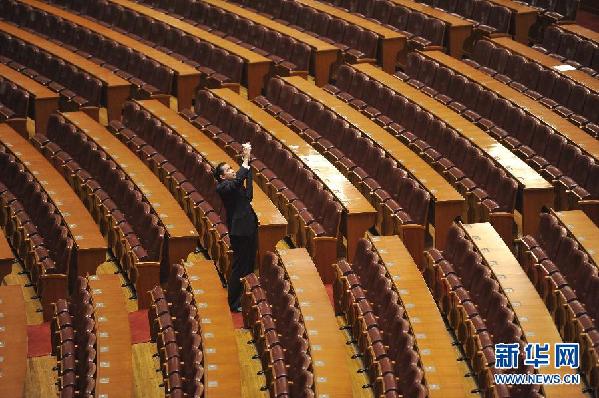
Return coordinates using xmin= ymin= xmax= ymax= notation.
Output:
xmin=61 ymin=112 xmax=198 ymax=288
xmin=210 ymin=88 xmax=376 ymax=268
xmin=201 ymin=0 xmax=339 ymax=86
xmin=183 ymin=258 xmax=242 ymax=397
xmin=277 ymin=247 xmax=353 ymax=397
xmin=560 ymin=24 xmax=599 ymax=45
xmin=282 ymin=76 xmax=465 ymax=251
xmin=294 ymin=0 xmax=406 ymax=73
xmin=390 ymin=0 xmax=473 ymax=58
xmin=0 ymin=230 xmax=14 ymax=283
xmin=368 ymin=235 xmax=477 ymax=397
xmin=0 ymin=285 xmax=27 ymax=398
xmin=421 ymin=50 xmax=599 ymax=162
xmin=553 ymin=209 xmax=599 ymax=268
xmin=0 ymin=63 xmax=59 ymax=136
xmin=491 ymin=37 xmax=599 ymax=94
xmin=107 ymin=0 xmax=271 ymax=100
xmin=0 ymin=20 xmax=130 ymax=121
xmin=135 ymin=99 xmax=287 ymax=266
xmin=462 ymin=222 xmax=587 ymax=397
xmin=488 ymin=0 xmax=538 ymax=43
xmin=87 ymin=273 xmax=134 ymax=398
xmin=354 ymin=63 xmax=554 ymax=238
xmin=19 ymin=0 xmax=200 ymax=111
xmin=0 ymin=123 xmax=107 ymax=283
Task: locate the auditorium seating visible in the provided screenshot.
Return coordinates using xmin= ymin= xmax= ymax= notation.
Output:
xmin=51 ymin=274 xmax=133 ymax=398
xmin=0 ymin=285 xmax=27 ymax=398
xmin=465 ymin=38 xmax=599 ymax=129
xmin=30 ymin=113 xmax=163 ymax=305
xmin=242 ymin=248 xmax=353 ymax=396
xmin=533 ymin=24 xmax=599 ymax=75
xmin=149 ymin=258 xmax=242 ymax=397
xmin=0 ymin=75 xmax=29 ymax=133
xmin=399 ymin=51 xmax=599 ymax=223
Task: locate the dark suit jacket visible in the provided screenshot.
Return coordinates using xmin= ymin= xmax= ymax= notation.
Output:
xmin=216 ymin=166 xmax=258 ymax=237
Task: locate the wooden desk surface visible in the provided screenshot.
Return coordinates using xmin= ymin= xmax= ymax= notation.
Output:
xmin=488 ymin=0 xmax=537 ymax=14
xmin=553 ymin=210 xmax=599 ymax=268
xmin=108 ymin=0 xmax=270 ymax=64
xmin=283 ymin=76 xmax=463 ymax=203
xmin=0 ymin=230 xmax=13 ymax=265
xmin=390 ymin=0 xmax=472 ymax=26
xmin=210 ymin=88 xmax=375 ymax=215
xmin=560 ymin=24 xmax=599 ymax=44
xmin=368 ymin=235 xmax=477 ymax=397
xmin=277 ymin=248 xmax=353 ymax=397
xmin=462 ymin=222 xmax=587 ymax=397
xmin=62 ymin=112 xmax=198 ymax=241
xmin=202 ymin=0 xmax=337 ymax=52
xmin=354 ymin=63 xmax=551 ymax=191
xmin=87 ymin=274 xmax=133 ymax=398
xmin=0 ymin=285 xmax=27 ymax=398
xmin=295 ymin=0 xmax=403 ymax=39
xmin=21 ymin=0 xmax=197 ymax=77
xmin=183 ymin=258 xmax=242 ymax=397
xmin=422 ymin=50 xmax=599 ymax=163
xmin=0 ymin=20 xmax=128 ymax=88
xmin=0 ymin=124 xmax=106 ymax=251
xmin=135 ymin=99 xmax=287 ymax=228
xmin=0 ymin=63 xmax=58 ymax=100
xmin=491 ymin=37 xmax=599 ymax=94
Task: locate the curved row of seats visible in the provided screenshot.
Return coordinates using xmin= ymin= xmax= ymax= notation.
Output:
xmin=0 ymin=76 xmax=28 ymax=123
xmin=516 ymin=0 xmax=579 ymax=21
xmin=0 ymin=144 xmax=73 ymax=298
xmin=327 ymin=64 xmax=519 ymax=228
xmin=149 ymin=265 xmax=204 ymax=397
xmin=31 ymin=113 xmax=164 ymax=297
xmin=108 ymin=100 xmax=234 ymax=276
xmin=424 ymin=223 xmax=535 ymax=397
xmin=520 ymin=211 xmax=599 ymax=388
xmin=465 ymin=39 xmax=598 ymax=131
xmin=231 ymin=0 xmax=379 ymax=65
xmin=0 ymin=27 xmax=102 ymax=112
xmin=51 ymin=278 xmax=98 ymax=398
xmin=533 ymin=24 xmax=599 ymax=75
xmin=333 ymin=239 xmax=428 ymax=397
xmin=241 ymin=252 xmax=317 ymax=397
xmin=186 ymin=89 xmax=344 ymax=265
xmin=399 ymin=52 xmax=599 ymax=214
xmin=140 ymin=0 xmax=311 ymax=78
xmin=253 ymin=76 xmax=431 ymax=242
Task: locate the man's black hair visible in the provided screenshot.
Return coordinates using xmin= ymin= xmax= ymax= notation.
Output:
xmin=214 ymin=162 xmax=227 ymax=182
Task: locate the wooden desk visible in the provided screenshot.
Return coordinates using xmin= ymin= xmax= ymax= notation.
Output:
xmin=553 ymin=210 xmax=599 ymax=268
xmin=20 ymin=0 xmax=200 ymax=111
xmin=201 ymin=0 xmax=338 ymax=86
xmin=0 ymin=124 xmax=106 ymax=316
xmin=560 ymin=24 xmax=599 ymax=45
xmin=87 ymin=274 xmax=133 ymax=398
xmin=390 ymin=0 xmax=473 ymax=58
xmin=294 ymin=0 xmax=406 ymax=73
xmin=277 ymin=248 xmax=353 ymax=397
xmin=0 ymin=63 xmax=59 ymax=136
xmin=283 ymin=76 xmax=465 ymax=251
xmin=0 ymin=21 xmax=130 ymax=121
xmin=210 ymin=88 xmax=376 ymax=269
xmin=462 ymin=222 xmax=586 ymax=397
xmin=421 ymin=51 xmax=599 ymax=163
xmin=368 ymin=235 xmax=477 ymax=397
xmin=0 ymin=285 xmax=27 ymax=398
xmin=62 ymin=112 xmax=198 ymax=277
xmin=107 ymin=0 xmax=271 ymax=100
xmin=182 ymin=258 xmax=242 ymax=398
xmin=354 ymin=63 xmax=554 ymax=238
xmin=488 ymin=0 xmax=538 ymax=43
xmin=135 ymin=100 xmax=287 ymax=267
xmin=491 ymin=37 xmax=599 ymax=95
xmin=0 ymin=230 xmax=14 ymax=284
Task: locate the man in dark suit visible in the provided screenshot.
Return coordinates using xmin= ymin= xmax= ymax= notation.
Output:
xmin=214 ymin=143 xmax=258 ymax=312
